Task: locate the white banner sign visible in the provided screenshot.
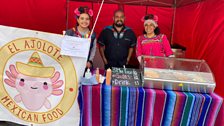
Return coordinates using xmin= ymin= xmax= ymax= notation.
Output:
xmin=61 ymin=36 xmax=90 ymax=58
xmin=0 ymin=25 xmax=87 ymax=126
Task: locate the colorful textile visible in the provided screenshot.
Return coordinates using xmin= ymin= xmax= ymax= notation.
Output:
xmin=152 ymin=90 xmax=166 ymax=126
xmin=162 ymin=91 xmax=176 ymax=126
xmin=180 ymin=92 xmax=195 ymax=126
xmin=207 ymin=93 xmax=223 ymax=126
xmin=102 ymin=85 xmax=111 ymax=126
xmin=136 ymin=34 xmax=173 ymax=57
xmin=142 ymin=89 xmax=155 ymax=126
xmin=171 ymin=92 xmax=186 ymax=126
xmin=78 ymin=85 xmax=223 ymax=126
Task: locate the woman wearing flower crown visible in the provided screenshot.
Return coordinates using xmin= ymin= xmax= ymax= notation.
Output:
xmin=136 ymin=14 xmax=173 ymax=63
xmin=65 ymin=6 xmax=96 ymax=69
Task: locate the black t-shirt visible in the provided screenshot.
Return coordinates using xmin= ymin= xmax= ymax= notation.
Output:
xmin=98 ymin=25 xmax=136 ymax=67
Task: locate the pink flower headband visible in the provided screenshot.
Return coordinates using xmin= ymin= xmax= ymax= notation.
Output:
xmin=141 ymin=15 xmax=158 ymax=22
xmin=74 ymin=7 xmax=93 ymax=17
xmin=141 ymin=15 xmax=159 ymax=27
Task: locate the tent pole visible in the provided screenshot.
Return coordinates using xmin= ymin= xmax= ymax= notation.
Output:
xmin=146 ymin=5 xmax=148 ymax=15
xmin=171 ymin=0 xmax=177 ymax=45
xmin=89 ymin=0 xmax=105 ymax=38
xmin=66 ymin=0 xmax=69 ymax=30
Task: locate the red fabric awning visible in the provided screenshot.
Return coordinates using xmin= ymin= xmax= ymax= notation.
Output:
xmin=70 ymin=0 xmax=204 ymax=7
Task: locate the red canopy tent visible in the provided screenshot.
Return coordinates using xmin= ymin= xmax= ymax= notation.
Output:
xmin=1 ymin=0 xmax=224 ymax=124
xmin=0 ymin=0 xmax=223 ymax=98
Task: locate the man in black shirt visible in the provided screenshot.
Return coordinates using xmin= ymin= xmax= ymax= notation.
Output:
xmin=98 ymin=9 xmax=137 ymax=69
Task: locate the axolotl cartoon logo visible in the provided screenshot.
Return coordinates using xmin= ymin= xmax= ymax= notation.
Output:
xmin=4 ymin=52 xmax=63 ymax=111
xmin=0 ymin=38 xmax=78 ymax=124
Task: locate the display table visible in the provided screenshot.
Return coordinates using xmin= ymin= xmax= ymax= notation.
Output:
xmin=78 ymin=85 xmax=223 ymax=126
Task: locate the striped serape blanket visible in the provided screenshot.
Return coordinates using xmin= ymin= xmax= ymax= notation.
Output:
xmin=78 ymin=85 xmax=223 ymax=126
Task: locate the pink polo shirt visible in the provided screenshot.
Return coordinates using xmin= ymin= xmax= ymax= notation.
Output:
xmin=136 ymin=34 xmax=173 ymax=57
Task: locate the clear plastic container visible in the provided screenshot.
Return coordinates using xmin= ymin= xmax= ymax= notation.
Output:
xmin=142 ymin=56 xmax=215 ymax=93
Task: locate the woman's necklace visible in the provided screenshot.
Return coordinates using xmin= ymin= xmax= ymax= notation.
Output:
xmin=77 ymin=26 xmax=90 ymax=38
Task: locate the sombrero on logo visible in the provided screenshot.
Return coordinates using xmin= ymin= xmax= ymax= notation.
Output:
xmin=16 ymin=52 xmax=55 ymax=78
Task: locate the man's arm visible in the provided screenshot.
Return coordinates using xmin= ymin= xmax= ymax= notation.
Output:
xmin=99 ymin=45 xmax=108 ymax=65
xmin=126 ymin=47 xmax=134 ymax=65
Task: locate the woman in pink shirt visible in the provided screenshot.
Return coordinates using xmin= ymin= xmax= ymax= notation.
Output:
xmin=136 ymin=14 xmax=173 ymax=63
